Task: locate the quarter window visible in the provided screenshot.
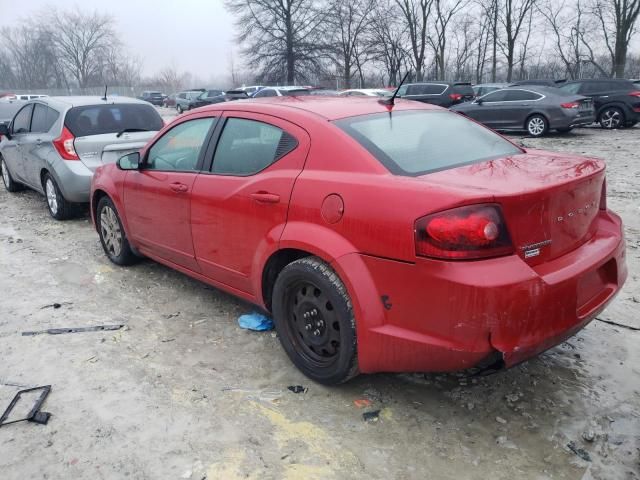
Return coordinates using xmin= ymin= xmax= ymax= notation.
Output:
xmin=211 ymin=118 xmax=297 ymax=176
xmin=12 ymin=104 xmax=33 ymax=134
xmin=31 ymin=104 xmax=59 ymax=133
xmin=146 ymin=118 xmax=214 ymax=172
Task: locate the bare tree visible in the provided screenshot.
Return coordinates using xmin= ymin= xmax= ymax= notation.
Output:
xmin=450 ymin=14 xmax=477 ymax=80
xmin=369 ymin=2 xmax=410 ymax=85
xmin=327 ymin=0 xmax=376 ymax=88
xmin=496 ymin=0 xmax=538 ymax=81
xmin=539 ymin=0 xmax=586 ymax=79
xmin=591 ymin=0 xmax=640 ymax=77
xmin=473 ymin=6 xmax=493 ymax=82
xmin=428 ymin=0 xmax=468 ymax=79
xmin=395 ymin=0 xmax=434 ymax=80
xmin=225 ymin=0 xmax=329 ymax=84
xmin=46 ymin=9 xmax=118 ymax=88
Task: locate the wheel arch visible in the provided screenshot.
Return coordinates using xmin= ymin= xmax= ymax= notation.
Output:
xmin=596 ymin=102 xmax=627 ymax=120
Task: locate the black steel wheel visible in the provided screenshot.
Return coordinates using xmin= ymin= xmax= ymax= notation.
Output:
xmin=272 ymin=257 xmax=358 ymax=384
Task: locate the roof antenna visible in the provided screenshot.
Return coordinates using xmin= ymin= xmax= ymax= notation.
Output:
xmin=102 ymin=85 xmax=108 ymax=101
xmin=380 ymin=71 xmax=410 ymax=107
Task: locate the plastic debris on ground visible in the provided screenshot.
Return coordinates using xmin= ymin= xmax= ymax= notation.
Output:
xmin=354 ymin=399 xmax=372 ymax=408
xmin=287 ymin=385 xmax=307 ymax=394
xmin=237 ymin=312 xmax=274 ymax=331
xmin=362 ymin=410 xmax=381 ymax=422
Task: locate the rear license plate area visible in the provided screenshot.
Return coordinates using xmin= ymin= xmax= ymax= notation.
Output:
xmin=576 ymin=258 xmax=617 ymax=318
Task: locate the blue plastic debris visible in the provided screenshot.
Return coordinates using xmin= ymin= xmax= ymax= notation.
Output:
xmin=238 ymin=312 xmax=274 ymax=331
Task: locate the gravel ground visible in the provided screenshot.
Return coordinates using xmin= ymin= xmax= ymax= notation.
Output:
xmin=0 ymin=122 xmax=638 ymax=480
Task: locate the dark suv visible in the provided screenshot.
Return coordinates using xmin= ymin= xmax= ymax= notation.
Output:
xmin=560 ymin=79 xmax=640 ymax=129
xmin=397 ymin=82 xmax=474 ymax=107
xmin=138 ymin=91 xmax=164 ymax=106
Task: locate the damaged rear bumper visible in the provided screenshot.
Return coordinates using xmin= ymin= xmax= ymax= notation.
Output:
xmin=337 ymin=211 xmax=627 ymax=374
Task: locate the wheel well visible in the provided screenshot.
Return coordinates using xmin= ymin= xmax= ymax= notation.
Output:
xmin=524 ymin=112 xmax=548 ymax=129
xmin=262 ymin=248 xmax=313 ymax=311
xmin=40 ymin=168 xmax=48 ymax=188
xmin=92 ymin=190 xmax=109 ymax=230
xmin=597 ymin=104 xmax=626 ymax=120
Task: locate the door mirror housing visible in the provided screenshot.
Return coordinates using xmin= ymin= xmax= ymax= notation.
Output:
xmin=475 ymin=98 xmax=483 ymax=105
xmin=117 ymin=152 xmax=141 ymax=170
xmin=0 ymin=123 xmax=10 ymax=140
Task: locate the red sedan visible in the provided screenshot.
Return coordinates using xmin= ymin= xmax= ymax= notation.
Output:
xmin=90 ymin=96 xmax=627 ymax=384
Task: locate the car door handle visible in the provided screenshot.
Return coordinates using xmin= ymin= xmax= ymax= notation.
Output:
xmin=250 ymin=192 xmax=280 ymax=204
xmin=169 ymin=182 xmax=189 ymax=193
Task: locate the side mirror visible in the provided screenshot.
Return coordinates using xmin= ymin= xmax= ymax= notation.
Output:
xmin=0 ymin=123 xmax=10 ymax=140
xmin=475 ymin=98 xmax=483 ymax=105
xmin=117 ymin=152 xmax=140 ymax=170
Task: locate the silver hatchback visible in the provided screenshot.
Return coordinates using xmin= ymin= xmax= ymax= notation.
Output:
xmin=0 ymin=96 xmax=163 ymax=219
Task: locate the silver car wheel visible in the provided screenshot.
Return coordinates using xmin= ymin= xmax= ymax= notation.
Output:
xmin=601 ymin=109 xmax=621 ymax=129
xmin=45 ymin=178 xmax=58 ymax=215
xmin=528 ymin=117 xmax=546 ymax=136
xmin=1 ymin=160 xmax=9 ymax=188
xmin=100 ymin=206 xmax=123 ymax=257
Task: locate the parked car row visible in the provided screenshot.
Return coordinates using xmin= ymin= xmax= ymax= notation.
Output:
xmin=0 ymin=92 xmax=627 ymax=384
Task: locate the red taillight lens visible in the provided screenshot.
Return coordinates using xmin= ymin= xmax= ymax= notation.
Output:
xmin=449 ymin=93 xmax=463 ymax=101
xmin=628 ymin=91 xmax=640 ymax=97
xmin=599 ymin=179 xmax=607 ymax=211
xmin=53 ymin=127 xmax=79 ymax=160
xmin=561 ymin=102 xmax=579 ymax=109
xmin=415 ymin=204 xmax=513 ymax=260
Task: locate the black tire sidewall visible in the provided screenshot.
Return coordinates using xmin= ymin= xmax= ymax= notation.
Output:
xmin=43 ymin=173 xmax=71 ymax=220
xmin=600 ymin=107 xmax=624 ymax=129
xmin=96 ymin=196 xmax=135 ymax=266
xmin=272 ymin=258 xmax=358 ymax=385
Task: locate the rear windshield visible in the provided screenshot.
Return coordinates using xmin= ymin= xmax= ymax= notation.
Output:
xmin=65 ymin=103 xmax=163 ymax=137
xmin=335 ymin=110 xmax=522 ymax=176
xmin=149 ymin=92 xmax=163 ymax=97
xmin=452 ymin=84 xmax=474 ymax=96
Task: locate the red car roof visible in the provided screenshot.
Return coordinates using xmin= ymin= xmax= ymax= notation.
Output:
xmin=193 ymin=96 xmax=442 ymax=121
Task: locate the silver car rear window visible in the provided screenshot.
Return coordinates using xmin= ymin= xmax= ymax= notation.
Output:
xmin=65 ymin=104 xmax=163 ymax=137
xmin=335 ymin=110 xmax=523 ymax=176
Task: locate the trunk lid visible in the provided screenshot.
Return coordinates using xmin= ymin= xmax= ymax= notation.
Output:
xmin=73 ymin=131 xmax=157 ymax=171
xmin=423 ymin=149 xmax=605 ymax=265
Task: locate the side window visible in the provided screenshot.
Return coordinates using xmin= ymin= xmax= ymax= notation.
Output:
xmin=254 ymin=89 xmax=277 ymax=98
xmin=178 ymin=93 xmax=186 ymax=99
xmin=503 ymin=90 xmax=541 ymax=101
xmin=31 ymin=104 xmax=59 ymax=133
xmin=561 ymin=83 xmax=581 ymax=95
xmin=12 ymin=104 xmax=34 ymax=134
xmin=146 ymin=118 xmax=214 ymax=172
xmin=481 ymin=90 xmax=508 ymax=102
xmin=581 ymin=83 xmax=601 ymax=94
xmin=397 ymin=85 xmax=408 ymax=96
xmin=211 ymin=118 xmax=298 ymax=176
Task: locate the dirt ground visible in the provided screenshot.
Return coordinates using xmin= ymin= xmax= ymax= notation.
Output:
xmin=0 ymin=119 xmax=638 ymax=480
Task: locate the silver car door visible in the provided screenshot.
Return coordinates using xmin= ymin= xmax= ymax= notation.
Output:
xmin=4 ymin=103 xmax=34 ymax=182
xmin=21 ymin=103 xmax=59 ymax=189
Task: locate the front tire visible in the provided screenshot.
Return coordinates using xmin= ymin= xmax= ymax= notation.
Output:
xmin=1 ymin=157 xmax=23 ymax=192
xmin=96 ymin=196 xmax=137 ymax=266
xmin=526 ymin=114 xmax=548 ymax=137
xmin=272 ymin=257 xmax=359 ymax=385
xmin=599 ymin=107 xmax=624 ymax=129
xmin=43 ymin=172 xmax=74 ymax=220
xmin=176 ymin=104 xmax=183 ymax=114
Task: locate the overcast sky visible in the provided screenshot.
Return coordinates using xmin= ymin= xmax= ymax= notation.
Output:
xmin=0 ymin=0 xmax=235 ymax=80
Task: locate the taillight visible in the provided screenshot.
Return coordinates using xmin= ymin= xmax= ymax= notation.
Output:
xmin=415 ymin=204 xmax=513 ymax=260
xmin=449 ymin=93 xmax=463 ymax=101
xmin=53 ymin=127 xmax=79 ymax=160
xmin=599 ymin=179 xmax=607 ymax=211
xmin=561 ymin=102 xmax=579 ymax=109
xmin=628 ymin=91 xmax=640 ymax=97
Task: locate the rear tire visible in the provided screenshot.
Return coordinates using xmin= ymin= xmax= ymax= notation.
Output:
xmin=96 ymin=196 xmax=137 ymax=266
xmin=176 ymin=104 xmax=183 ymax=114
xmin=526 ymin=114 xmax=548 ymax=137
xmin=43 ymin=172 xmax=75 ymax=220
xmin=272 ymin=257 xmax=359 ymax=385
xmin=599 ymin=107 xmax=624 ymax=129
xmin=1 ymin=157 xmax=23 ymax=192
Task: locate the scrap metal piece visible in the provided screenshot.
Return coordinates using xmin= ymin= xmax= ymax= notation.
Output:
xmin=22 ymin=324 xmax=125 ymax=336
xmin=0 ymin=385 xmax=52 ymax=428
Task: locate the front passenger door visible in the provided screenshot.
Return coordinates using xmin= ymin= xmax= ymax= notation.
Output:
xmin=3 ymin=104 xmax=34 ymax=183
xmin=123 ymin=115 xmax=217 ymax=271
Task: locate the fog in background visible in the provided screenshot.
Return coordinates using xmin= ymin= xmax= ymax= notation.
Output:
xmin=0 ymin=0 xmax=235 ymax=84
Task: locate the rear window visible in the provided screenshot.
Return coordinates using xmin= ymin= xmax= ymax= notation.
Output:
xmin=335 ymin=110 xmax=522 ymax=176
xmin=407 ymin=84 xmax=447 ymax=95
xmin=65 ymin=104 xmax=163 ymax=137
xmin=452 ymin=84 xmax=474 ymax=96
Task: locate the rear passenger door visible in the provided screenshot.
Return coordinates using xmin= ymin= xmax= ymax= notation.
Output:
xmin=501 ymin=89 xmax=544 ymax=128
xmin=21 ymin=103 xmax=59 ymax=188
xmin=190 ymin=112 xmax=310 ymax=295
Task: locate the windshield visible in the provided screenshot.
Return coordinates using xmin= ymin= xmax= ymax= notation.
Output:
xmin=335 ymin=110 xmax=522 ymax=176
xmin=65 ymin=103 xmax=163 ymax=137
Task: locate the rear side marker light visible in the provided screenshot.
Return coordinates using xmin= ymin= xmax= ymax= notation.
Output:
xmin=561 ymin=102 xmax=580 ymax=109
xmin=53 ymin=127 xmax=79 ymax=160
xmin=415 ymin=204 xmax=514 ymax=260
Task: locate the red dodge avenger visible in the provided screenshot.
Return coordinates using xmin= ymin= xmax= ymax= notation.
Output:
xmin=90 ymin=96 xmax=627 ymax=384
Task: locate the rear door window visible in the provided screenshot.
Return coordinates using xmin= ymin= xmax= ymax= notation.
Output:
xmin=452 ymin=84 xmax=474 ymax=96
xmin=481 ymin=90 xmax=508 ymax=102
xmin=12 ymin=104 xmax=33 ymax=133
xmin=407 ymin=84 xmax=447 ymax=95
xmin=211 ymin=118 xmax=298 ymax=175
xmin=65 ymin=104 xmax=163 ymax=137
xmin=504 ymin=90 xmax=542 ymax=101
xmin=335 ymin=110 xmax=522 ymax=176
xmin=31 ymin=104 xmax=59 ymax=133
